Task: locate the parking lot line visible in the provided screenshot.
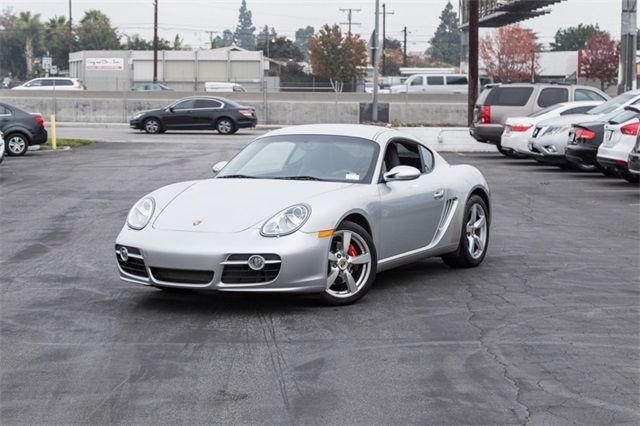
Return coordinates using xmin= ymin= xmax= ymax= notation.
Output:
xmin=583 ymin=189 xmax=640 ymax=193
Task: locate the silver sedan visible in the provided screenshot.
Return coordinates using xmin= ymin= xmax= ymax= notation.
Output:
xmin=115 ymin=124 xmax=491 ymax=305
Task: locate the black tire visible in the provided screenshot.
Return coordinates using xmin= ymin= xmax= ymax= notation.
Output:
xmin=216 ymin=118 xmax=235 ymax=135
xmin=621 ymin=171 xmax=640 ymax=184
xmin=143 ymin=117 xmax=162 ymax=134
xmin=497 ymin=145 xmax=512 ymax=157
xmin=557 ymin=163 xmax=573 ymax=170
xmin=442 ymin=195 xmax=490 ymax=268
xmin=572 ymin=163 xmax=597 ymax=172
xmin=5 ymin=133 xmax=29 ymax=156
xmin=596 ymin=164 xmax=614 ymax=176
xmin=320 ymin=221 xmax=377 ymax=306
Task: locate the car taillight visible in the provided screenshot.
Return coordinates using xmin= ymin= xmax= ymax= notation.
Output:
xmin=510 ymin=123 xmax=533 ymax=132
xmin=35 ymin=115 xmax=45 ymax=127
xmin=239 ymin=109 xmax=254 ymax=117
xmin=620 ymin=121 xmax=639 ymax=136
xmin=575 ymin=128 xmax=595 ymax=140
xmin=480 ymin=105 xmax=491 ymax=124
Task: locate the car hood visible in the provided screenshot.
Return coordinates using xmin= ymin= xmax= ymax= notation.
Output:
xmin=152 ymin=178 xmax=352 ymax=233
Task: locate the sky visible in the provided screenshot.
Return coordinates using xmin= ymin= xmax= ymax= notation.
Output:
xmin=2 ymin=0 xmax=628 ymax=53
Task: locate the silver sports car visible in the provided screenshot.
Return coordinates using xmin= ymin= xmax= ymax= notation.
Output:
xmin=115 ymin=124 xmax=491 ymax=305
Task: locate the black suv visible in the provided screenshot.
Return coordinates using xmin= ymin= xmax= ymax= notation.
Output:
xmin=0 ymin=101 xmax=48 ymax=156
xmin=130 ymin=96 xmax=257 ymax=135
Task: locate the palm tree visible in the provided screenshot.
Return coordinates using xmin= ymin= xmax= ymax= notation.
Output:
xmin=17 ymin=11 xmax=43 ymax=76
xmin=45 ymin=16 xmax=71 ymax=69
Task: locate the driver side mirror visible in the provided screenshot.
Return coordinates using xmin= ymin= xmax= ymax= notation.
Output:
xmin=168 ymin=107 xmax=175 ymax=113
xmin=383 ymin=165 xmax=421 ymax=182
xmin=212 ymin=161 xmax=228 ymax=175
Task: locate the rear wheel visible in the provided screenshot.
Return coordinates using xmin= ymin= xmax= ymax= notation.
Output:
xmin=216 ymin=118 xmax=235 ymax=135
xmin=621 ymin=171 xmax=640 ymax=184
xmin=596 ymin=164 xmax=614 ymax=176
xmin=5 ymin=133 xmax=29 ymax=156
xmin=320 ymin=221 xmax=377 ymax=306
xmin=144 ymin=118 xmax=162 ymax=134
xmin=497 ymin=144 xmax=512 ymax=157
xmin=442 ymin=195 xmax=490 ymax=268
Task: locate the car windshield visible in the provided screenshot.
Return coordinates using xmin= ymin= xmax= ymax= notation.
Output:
xmin=217 ymin=135 xmax=380 ymax=183
xmin=587 ymin=92 xmax=638 ymax=115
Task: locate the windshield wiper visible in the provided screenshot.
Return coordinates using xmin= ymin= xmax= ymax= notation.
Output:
xmin=217 ymin=174 xmax=257 ymax=179
xmin=273 ymin=175 xmax=326 ymax=181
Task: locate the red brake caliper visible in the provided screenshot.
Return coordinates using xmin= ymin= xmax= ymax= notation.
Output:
xmin=348 ymin=244 xmax=360 ymax=272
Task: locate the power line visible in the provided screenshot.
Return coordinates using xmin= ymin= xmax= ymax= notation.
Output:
xmin=338 ymin=8 xmax=361 ymax=36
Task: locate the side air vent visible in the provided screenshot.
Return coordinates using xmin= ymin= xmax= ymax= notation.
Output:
xmin=430 ymin=198 xmax=458 ymax=245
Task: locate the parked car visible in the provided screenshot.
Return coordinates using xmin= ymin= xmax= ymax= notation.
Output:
xmin=597 ymin=106 xmax=640 ymax=183
xmin=0 ymin=102 xmax=48 ymax=156
xmin=132 ymin=83 xmax=173 ymax=92
xmin=364 ymin=83 xmax=390 ymax=94
xmin=470 ymin=83 xmax=609 ymax=155
xmin=115 ymin=124 xmax=491 ymax=305
xmin=129 ymin=96 xmax=257 ymax=134
xmin=500 ymin=100 xmax=603 ymax=157
xmin=0 ymin=131 xmax=4 ymax=164
xmin=12 ymin=77 xmax=86 ymax=91
xmin=628 ymin=133 xmax=640 ymax=176
xmin=204 ymin=82 xmax=246 ymax=93
xmin=390 ymin=74 xmax=469 ymax=94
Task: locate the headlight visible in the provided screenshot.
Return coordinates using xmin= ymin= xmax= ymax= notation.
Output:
xmin=127 ymin=197 xmax=155 ymax=230
xmin=261 ymin=204 xmax=310 ymax=237
xmin=132 ymin=113 xmax=143 ymax=120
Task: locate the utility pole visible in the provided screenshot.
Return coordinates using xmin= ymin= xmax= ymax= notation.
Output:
xmin=381 ymin=3 xmax=394 ymax=76
xmin=153 ymin=0 xmax=158 ymax=83
xmin=402 ymin=26 xmax=408 ymax=67
xmin=205 ymin=31 xmax=216 ymax=49
xmin=372 ymin=0 xmax=380 ymax=121
xmin=339 ymin=8 xmax=361 ymax=36
xmin=68 ymin=0 xmax=73 ymax=59
xmin=467 ymin=0 xmax=479 ymax=127
xmin=620 ymin=0 xmax=637 ymax=93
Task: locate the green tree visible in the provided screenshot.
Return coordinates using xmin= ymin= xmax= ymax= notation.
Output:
xmin=77 ymin=9 xmax=120 ymax=50
xmin=426 ymin=1 xmax=461 ymax=66
xmin=123 ymin=34 xmax=152 ymax=50
xmin=550 ymin=24 xmax=606 ymax=51
xmin=308 ymin=24 xmax=367 ymax=91
xmin=213 ymin=29 xmax=234 ymax=48
xmin=0 ymin=8 xmax=27 ymax=78
xmin=172 ymin=34 xmax=184 ymax=50
xmin=256 ymin=25 xmax=277 ymax=47
xmin=295 ymin=26 xmax=314 ymax=60
xmin=234 ymin=0 xmax=255 ymax=50
xmin=44 ymin=16 xmax=72 ymax=70
xmin=17 ymin=11 xmax=44 ymax=76
xmin=384 ymin=38 xmax=403 ymax=76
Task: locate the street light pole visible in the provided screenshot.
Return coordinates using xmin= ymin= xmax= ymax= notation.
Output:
xmin=153 ymin=0 xmax=158 ymax=83
xmin=68 ymin=0 xmax=73 ymax=59
xmin=372 ymin=0 xmax=380 ymax=121
xmin=467 ymin=0 xmax=479 ymax=127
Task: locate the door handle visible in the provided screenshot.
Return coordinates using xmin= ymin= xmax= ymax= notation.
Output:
xmin=433 ymin=189 xmax=445 ymax=199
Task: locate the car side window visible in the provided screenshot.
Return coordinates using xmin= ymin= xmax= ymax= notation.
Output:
xmin=194 ymin=99 xmax=222 ymax=109
xmin=446 ymin=76 xmax=468 ymax=85
xmin=427 ymin=76 xmax=444 ymax=85
xmin=575 ymin=89 xmax=607 ymax=102
xmin=41 ymin=79 xmax=54 ymax=86
xmin=173 ymin=99 xmax=195 ymax=110
xmin=27 ymin=79 xmax=43 ymax=87
xmin=410 ymin=76 xmax=423 ymax=86
xmin=57 ymin=79 xmax=73 ymax=86
xmin=537 ymin=87 xmax=569 ymax=107
xmin=383 ymin=141 xmax=424 ymax=173
xmin=419 ymin=146 xmax=435 ymax=172
xmin=0 ymin=105 xmax=11 ymax=115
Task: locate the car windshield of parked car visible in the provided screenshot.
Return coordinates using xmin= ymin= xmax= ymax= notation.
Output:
xmin=587 ymin=93 xmax=638 ymax=115
xmin=217 ymin=135 xmax=380 ymax=183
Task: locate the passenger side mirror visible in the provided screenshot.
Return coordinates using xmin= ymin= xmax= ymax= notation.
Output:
xmin=169 ymin=107 xmax=175 ymax=113
xmin=383 ymin=165 xmax=421 ymax=182
xmin=212 ymin=161 xmax=228 ymax=174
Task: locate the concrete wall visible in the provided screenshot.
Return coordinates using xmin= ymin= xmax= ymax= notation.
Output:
xmin=0 ymin=93 xmax=468 ymax=126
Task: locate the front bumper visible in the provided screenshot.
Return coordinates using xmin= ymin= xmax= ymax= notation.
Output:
xmin=129 ymin=119 xmax=143 ymax=130
xmin=115 ymin=227 xmax=330 ymax=293
xmin=469 ymin=124 xmax=503 ymax=144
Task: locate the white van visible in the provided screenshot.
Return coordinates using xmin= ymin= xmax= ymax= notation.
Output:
xmin=12 ymin=77 xmax=86 ymax=91
xmin=390 ymin=74 xmax=468 ymax=94
xmin=204 ymin=82 xmax=246 ymax=93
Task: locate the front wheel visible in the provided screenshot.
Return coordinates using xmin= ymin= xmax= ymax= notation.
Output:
xmin=320 ymin=221 xmax=377 ymax=306
xmin=442 ymin=195 xmax=490 ymax=268
xmin=216 ymin=118 xmax=235 ymax=135
xmin=143 ymin=118 xmax=162 ymax=134
xmin=5 ymin=133 xmax=29 ymax=156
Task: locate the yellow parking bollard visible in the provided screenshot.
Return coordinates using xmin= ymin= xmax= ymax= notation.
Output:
xmin=51 ymin=114 xmax=57 ymax=150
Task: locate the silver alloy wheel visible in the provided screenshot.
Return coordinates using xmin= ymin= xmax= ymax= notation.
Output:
xmin=466 ymin=203 xmax=488 ymax=259
xmin=7 ymin=135 xmax=26 ymax=155
xmin=326 ymin=230 xmax=372 ymax=298
xmin=145 ymin=119 xmax=160 ymax=133
xmin=217 ymin=119 xmax=232 ymax=134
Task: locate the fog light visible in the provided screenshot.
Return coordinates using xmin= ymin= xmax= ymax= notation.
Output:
xmin=248 ymin=255 xmax=266 ymax=271
xmin=546 ymin=145 xmax=557 ymax=153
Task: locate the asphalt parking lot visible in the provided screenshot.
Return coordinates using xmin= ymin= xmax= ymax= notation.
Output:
xmin=1 ymin=134 xmax=639 ymax=425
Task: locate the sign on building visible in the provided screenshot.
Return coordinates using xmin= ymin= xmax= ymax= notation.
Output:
xmin=42 ymin=56 xmax=52 ymax=70
xmin=86 ymin=58 xmax=125 ymax=71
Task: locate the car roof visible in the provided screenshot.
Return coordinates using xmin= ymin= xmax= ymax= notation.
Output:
xmin=261 ymin=124 xmax=395 ymax=143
